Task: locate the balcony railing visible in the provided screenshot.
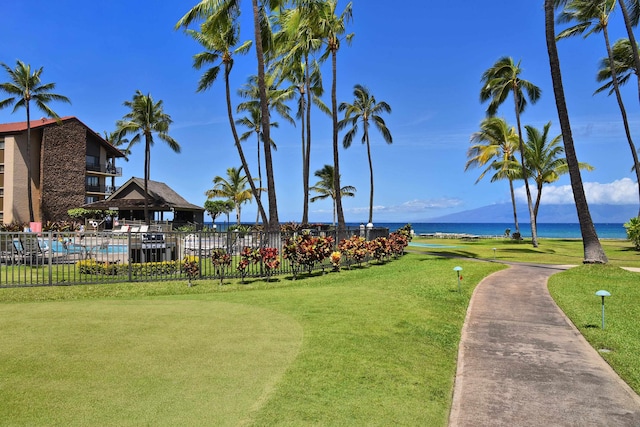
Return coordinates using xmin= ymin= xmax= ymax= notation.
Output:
xmin=85 ymin=163 xmax=123 ymax=177
xmin=86 ymin=185 xmax=118 ymax=194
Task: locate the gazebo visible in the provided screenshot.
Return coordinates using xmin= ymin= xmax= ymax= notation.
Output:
xmin=84 ymin=177 xmax=204 ymax=228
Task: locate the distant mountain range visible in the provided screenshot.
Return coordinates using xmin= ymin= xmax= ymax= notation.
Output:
xmin=429 ymin=203 xmax=638 ymax=223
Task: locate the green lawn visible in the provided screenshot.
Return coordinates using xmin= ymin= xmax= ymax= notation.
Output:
xmin=1 ymin=237 xmax=639 ymax=425
xmin=0 ymin=254 xmax=503 ymax=426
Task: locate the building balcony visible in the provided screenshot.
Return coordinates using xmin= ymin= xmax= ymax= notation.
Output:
xmin=86 ymin=185 xmax=119 ymax=195
xmin=86 ymin=163 xmax=123 ymax=177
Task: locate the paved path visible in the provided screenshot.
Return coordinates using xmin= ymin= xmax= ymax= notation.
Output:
xmin=449 ymin=262 xmax=640 ymax=427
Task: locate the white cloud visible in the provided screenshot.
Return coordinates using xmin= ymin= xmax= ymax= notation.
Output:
xmin=515 ymin=178 xmax=638 ymax=205
xmin=344 ymin=198 xmax=464 ymax=215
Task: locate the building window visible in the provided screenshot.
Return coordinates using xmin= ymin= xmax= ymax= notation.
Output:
xmin=85 ymin=196 xmax=99 ymax=204
xmin=0 ymin=164 xmax=3 ymax=173
xmin=86 ymin=155 xmax=100 ymax=171
xmin=0 ymin=137 xmax=4 ymax=149
xmin=0 ymin=188 xmax=3 ymax=196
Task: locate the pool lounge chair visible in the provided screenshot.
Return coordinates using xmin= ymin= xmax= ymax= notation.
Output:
xmin=12 ymin=238 xmax=41 ymax=265
xmin=112 ymin=225 xmax=130 ymax=234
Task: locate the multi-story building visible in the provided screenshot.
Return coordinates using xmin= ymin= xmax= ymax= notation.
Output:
xmin=0 ymin=116 xmax=124 ymax=224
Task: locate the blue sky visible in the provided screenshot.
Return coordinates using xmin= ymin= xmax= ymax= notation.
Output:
xmin=1 ymin=1 xmax=639 ymax=224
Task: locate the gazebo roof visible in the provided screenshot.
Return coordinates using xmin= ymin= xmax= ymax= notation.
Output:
xmin=84 ymin=177 xmax=204 ymax=212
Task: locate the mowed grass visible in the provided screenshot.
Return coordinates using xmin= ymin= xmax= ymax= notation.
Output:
xmin=416 ymin=236 xmax=640 ymax=396
xmin=0 ymin=254 xmax=503 ymax=426
xmin=409 ymin=236 xmax=640 ymax=268
xmin=548 ymin=264 xmax=640 ymax=394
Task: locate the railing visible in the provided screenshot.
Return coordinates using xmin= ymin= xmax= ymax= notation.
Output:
xmin=0 ymin=227 xmax=389 ymax=287
xmin=85 ymin=163 xmax=123 ymax=176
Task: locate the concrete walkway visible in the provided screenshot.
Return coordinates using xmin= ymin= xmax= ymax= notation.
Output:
xmin=449 ymin=262 xmax=640 ymax=426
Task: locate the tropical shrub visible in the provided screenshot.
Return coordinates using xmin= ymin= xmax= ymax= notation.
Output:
xmin=283 ymin=234 xmax=334 ymax=279
xmin=259 ymin=247 xmax=280 ymax=281
xmin=182 ymin=256 xmax=200 ymax=286
xmin=624 ymin=217 xmax=640 ymax=250
xmin=338 ymin=235 xmax=369 ymax=268
xmin=389 ymin=232 xmax=409 ymax=257
xmin=210 ymin=249 xmax=232 ymax=285
xmin=237 ymin=246 xmax=261 ymax=282
xmin=76 ymin=259 xmax=126 ymax=275
xmin=330 ymin=251 xmax=342 ymax=271
xmin=368 ymin=237 xmax=390 ymax=263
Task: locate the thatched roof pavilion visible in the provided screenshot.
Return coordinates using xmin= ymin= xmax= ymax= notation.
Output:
xmin=84 ymin=177 xmax=204 ymax=226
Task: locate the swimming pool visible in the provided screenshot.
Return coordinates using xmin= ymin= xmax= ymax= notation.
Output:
xmin=47 ymin=240 xmax=128 ymax=254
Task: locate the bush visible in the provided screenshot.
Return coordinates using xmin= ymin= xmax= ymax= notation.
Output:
xmin=624 ymin=217 xmax=640 ymax=250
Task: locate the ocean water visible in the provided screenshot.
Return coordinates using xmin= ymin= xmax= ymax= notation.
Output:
xmin=370 ymin=222 xmax=627 ymax=240
xmin=209 ymin=222 xmax=628 ymax=239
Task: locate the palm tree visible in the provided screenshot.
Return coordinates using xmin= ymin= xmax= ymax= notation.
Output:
xmin=544 ymin=0 xmax=608 ymax=263
xmin=176 ymin=0 xmax=283 ymax=231
xmin=274 ymin=2 xmax=328 ymax=224
xmin=103 ymin=130 xmax=131 ymax=160
xmin=617 ymin=0 xmax=640 ymax=102
xmin=116 ymin=90 xmax=180 ymax=225
xmin=205 ymin=166 xmax=254 ymax=225
xmin=466 ymin=117 xmax=521 ymax=235
xmin=184 ymin=16 xmax=269 ymax=226
xmin=235 ymin=104 xmax=278 ymax=223
xmin=480 ymin=56 xmax=541 ymax=247
xmin=316 ymin=0 xmax=353 ymax=231
xmin=0 ymin=60 xmax=71 ymax=222
xmin=338 ymin=84 xmax=392 ymax=224
xmin=595 ymin=38 xmax=639 ymax=96
xmin=557 ymin=0 xmax=640 ymax=217
xmin=522 ymin=122 xmax=593 ymax=225
xmin=310 ymin=164 xmax=356 ymax=227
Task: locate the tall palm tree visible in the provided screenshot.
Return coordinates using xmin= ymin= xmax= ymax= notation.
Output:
xmin=480 ymin=56 xmax=541 ymax=247
xmin=617 ymin=0 xmax=640 ymax=102
xmin=274 ymin=2 xmax=328 ymax=224
xmin=338 ymin=84 xmax=392 ymax=224
xmin=184 ymin=16 xmax=269 ymax=226
xmin=177 ymin=0 xmax=283 ymax=231
xmin=557 ymin=0 xmax=640 ymax=217
xmin=544 ymin=0 xmax=608 ymax=263
xmin=522 ymin=122 xmax=593 ymax=224
xmin=316 ymin=0 xmax=353 ymax=231
xmin=235 ymin=104 xmax=278 ymax=223
xmin=310 ymin=164 xmax=356 ymax=227
xmin=466 ymin=117 xmax=521 ymax=235
xmin=0 ymin=60 xmax=71 ymax=222
xmin=116 ymin=90 xmax=180 ymax=225
xmin=206 ymin=166 xmax=254 ymax=225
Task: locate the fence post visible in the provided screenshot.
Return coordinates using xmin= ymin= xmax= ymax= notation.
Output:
xmin=47 ymin=231 xmax=53 ymax=286
xmin=127 ymin=231 xmax=133 ymax=282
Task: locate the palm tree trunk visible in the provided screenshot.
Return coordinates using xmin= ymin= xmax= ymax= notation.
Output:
xmin=618 ymin=0 xmax=640 ymax=103
xmin=144 ymin=135 xmax=151 ymax=225
xmin=508 ymin=178 xmax=520 ymax=235
xmin=544 ymin=0 xmax=608 ymax=263
xmin=302 ymin=54 xmax=312 ymax=225
xmin=256 ymin=131 xmax=262 ymax=224
xmin=602 ymin=25 xmax=640 ymax=217
xmin=365 ymin=131 xmax=374 ymax=224
xmin=513 ymin=89 xmax=539 ymax=247
xmin=26 ymin=102 xmax=35 ymax=223
xmin=224 ymin=65 xmax=268 ymax=225
xmin=332 ymin=47 xmax=346 ymax=231
xmin=252 ymin=0 xmax=279 ymax=231
xmin=534 ymin=182 xmax=543 ymax=221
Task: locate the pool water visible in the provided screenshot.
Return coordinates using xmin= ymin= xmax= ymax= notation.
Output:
xmin=47 ymin=240 xmax=128 ymax=254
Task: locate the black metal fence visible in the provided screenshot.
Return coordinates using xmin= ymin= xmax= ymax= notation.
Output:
xmin=0 ymin=227 xmax=388 ymax=287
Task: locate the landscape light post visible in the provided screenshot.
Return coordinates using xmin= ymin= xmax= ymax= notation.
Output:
xmin=366 ymin=222 xmax=373 ymax=241
xmin=595 ymin=290 xmax=611 ymax=330
xmin=454 ymin=266 xmax=463 ymax=292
